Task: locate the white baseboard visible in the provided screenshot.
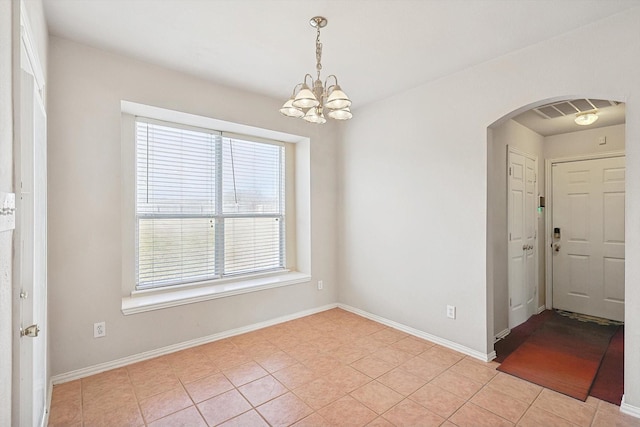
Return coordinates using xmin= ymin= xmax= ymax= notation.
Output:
xmin=621 ymin=395 xmax=640 ymax=419
xmin=51 ymin=303 xmax=338 ymax=385
xmin=337 ymin=303 xmax=496 ymax=362
xmin=537 ymin=305 xmax=546 ymax=314
xmin=495 ymin=328 xmax=510 ymax=342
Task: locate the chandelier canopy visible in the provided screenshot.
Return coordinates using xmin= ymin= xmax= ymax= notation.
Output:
xmin=280 ymin=16 xmax=352 ymax=124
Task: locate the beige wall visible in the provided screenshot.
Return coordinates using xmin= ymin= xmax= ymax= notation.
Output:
xmin=545 ymin=123 xmax=625 ymax=159
xmin=489 ymin=120 xmax=545 ymax=337
xmin=338 ymin=8 xmax=640 ymax=410
xmin=47 ymin=37 xmax=340 ymax=375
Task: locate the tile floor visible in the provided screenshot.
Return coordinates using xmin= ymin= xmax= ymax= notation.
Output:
xmin=48 ymin=308 xmax=640 ymax=427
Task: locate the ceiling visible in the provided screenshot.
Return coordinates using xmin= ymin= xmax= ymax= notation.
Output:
xmin=513 ymin=100 xmax=626 ymax=137
xmin=43 ymin=0 xmax=640 ymax=114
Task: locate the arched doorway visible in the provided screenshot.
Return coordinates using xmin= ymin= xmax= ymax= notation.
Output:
xmin=487 ymin=97 xmax=626 ymax=340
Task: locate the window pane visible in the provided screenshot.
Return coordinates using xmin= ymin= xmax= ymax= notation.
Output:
xmin=137 ymin=122 xmax=218 ymax=215
xmin=138 ymin=217 xmax=216 ymax=288
xmin=222 ymin=138 xmax=283 ymax=214
xmin=224 ymin=217 xmax=283 ymax=275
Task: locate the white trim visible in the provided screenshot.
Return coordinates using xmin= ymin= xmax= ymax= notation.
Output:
xmin=52 ymin=303 xmax=338 ymax=384
xmin=544 ymin=150 xmax=625 ymax=310
xmin=338 ymin=304 xmax=496 ymax=362
xmin=537 ymin=305 xmax=546 ymax=314
xmin=42 ymin=381 xmax=52 ymax=427
xmin=495 ymin=328 xmax=510 ymax=342
xmin=121 ymin=101 xmax=305 ymax=144
xmin=19 ymin=2 xmax=45 ymax=101
xmin=121 ymin=271 xmax=311 ymax=315
xmin=621 ymin=395 xmax=640 ymax=419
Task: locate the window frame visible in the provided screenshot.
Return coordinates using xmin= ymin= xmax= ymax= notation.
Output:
xmin=120 ymin=102 xmax=311 ymax=315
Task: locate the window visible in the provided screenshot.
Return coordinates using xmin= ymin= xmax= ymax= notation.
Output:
xmin=135 ymin=119 xmax=286 ymax=290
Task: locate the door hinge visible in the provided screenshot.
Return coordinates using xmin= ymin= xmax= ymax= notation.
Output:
xmin=509 ymin=167 xmax=512 ymax=176
xmin=509 ymin=232 xmax=511 ymax=241
xmin=509 ymin=298 xmax=512 ymax=307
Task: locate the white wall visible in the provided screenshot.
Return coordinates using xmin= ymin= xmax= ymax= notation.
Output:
xmin=338 ymin=7 xmax=640 ymax=410
xmin=47 ymin=37 xmax=340 ymax=375
xmin=0 ymin=1 xmax=15 ymax=424
xmin=489 ymin=120 xmax=544 ymax=336
xmin=545 ymin=123 xmax=625 ymax=159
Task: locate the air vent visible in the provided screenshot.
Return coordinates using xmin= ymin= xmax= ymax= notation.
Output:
xmin=533 ymin=99 xmax=619 ymax=120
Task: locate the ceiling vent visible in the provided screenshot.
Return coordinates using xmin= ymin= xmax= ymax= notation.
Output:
xmin=533 ymin=99 xmax=619 ymax=119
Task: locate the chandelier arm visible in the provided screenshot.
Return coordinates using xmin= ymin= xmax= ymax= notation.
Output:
xmin=290 ymin=82 xmax=304 ymax=97
xmin=324 ymin=74 xmax=339 ymax=91
xmin=303 ymin=74 xmax=314 ymax=87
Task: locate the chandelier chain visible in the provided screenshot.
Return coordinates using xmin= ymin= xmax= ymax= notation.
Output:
xmin=315 ymin=25 xmax=323 ymax=81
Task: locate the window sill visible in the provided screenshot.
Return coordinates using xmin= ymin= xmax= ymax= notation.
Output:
xmin=121 ymin=271 xmax=311 ymax=315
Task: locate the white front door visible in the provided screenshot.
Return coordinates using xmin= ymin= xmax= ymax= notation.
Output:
xmin=508 ymin=148 xmax=538 ymax=328
xmin=552 ymin=156 xmax=625 ymax=321
xmin=16 ymin=65 xmax=47 ymax=427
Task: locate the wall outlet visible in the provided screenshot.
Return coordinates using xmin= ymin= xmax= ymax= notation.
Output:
xmin=317 ymin=280 xmax=323 ymax=290
xmin=94 ymin=321 xmax=106 ymax=338
xmin=446 ymin=305 xmax=456 ymax=319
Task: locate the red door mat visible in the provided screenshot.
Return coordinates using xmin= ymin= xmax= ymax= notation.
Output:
xmin=497 ymin=313 xmax=618 ymax=401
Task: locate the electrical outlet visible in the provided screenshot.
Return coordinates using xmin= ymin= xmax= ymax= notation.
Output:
xmin=446 ymin=305 xmax=456 ymax=319
xmin=94 ymin=321 xmax=106 ymax=338
xmin=317 ymin=280 xmax=323 ymax=290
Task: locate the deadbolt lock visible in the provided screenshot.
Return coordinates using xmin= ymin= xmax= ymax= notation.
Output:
xmin=20 ymin=324 xmax=40 ymax=338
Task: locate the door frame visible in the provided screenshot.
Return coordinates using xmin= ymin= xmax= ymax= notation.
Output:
xmin=507 ymin=145 xmax=539 ymax=329
xmin=544 ymin=150 xmax=625 ymax=310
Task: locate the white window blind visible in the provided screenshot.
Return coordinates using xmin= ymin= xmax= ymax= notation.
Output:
xmin=135 ymin=120 xmax=285 ymax=290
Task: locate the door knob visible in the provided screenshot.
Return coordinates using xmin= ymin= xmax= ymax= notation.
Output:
xmin=20 ymin=324 xmax=39 ymax=338
xmin=554 ymin=243 xmax=561 ymax=252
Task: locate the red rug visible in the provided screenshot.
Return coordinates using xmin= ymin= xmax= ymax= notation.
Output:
xmin=497 ymin=313 xmax=618 ymax=401
xmin=590 ymin=325 xmax=624 ymax=405
xmin=494 ymin=310 xmax=554 ymax=363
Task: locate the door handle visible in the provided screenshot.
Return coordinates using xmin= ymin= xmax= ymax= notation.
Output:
xmin=554 ymin=243 xmax=561 ymax=252
xmin=20 ymin=324 xmax=40 ymax=338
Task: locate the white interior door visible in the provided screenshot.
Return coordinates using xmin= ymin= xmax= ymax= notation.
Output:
xmin=17 ymin=66 xmax=47 ymax=427
xmin=508 ymin=148 xmax=538 ymax=328
xmin=552 ymin=156 xmax=625 ymax=321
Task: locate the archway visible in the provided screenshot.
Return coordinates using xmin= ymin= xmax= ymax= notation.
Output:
xmin=486 ymin=95 xmax=626 ymax=398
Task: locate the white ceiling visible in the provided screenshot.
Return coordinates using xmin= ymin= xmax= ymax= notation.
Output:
xmin=514 ymin=101 xmax=626 ymax=137
xmin=43 ymin=0 xmax=640 ymax=113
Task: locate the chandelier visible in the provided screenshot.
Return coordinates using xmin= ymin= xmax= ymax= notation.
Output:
xmin=280 ymin=16 xmax=352 ymax=124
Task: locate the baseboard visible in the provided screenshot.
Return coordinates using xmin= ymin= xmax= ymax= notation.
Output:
xmin=621 ymin=395 xmax=640 ymax=419
xmin=337 ymin=303 xmax=495 ymax=362
xmin=495 ymin=328 xmax=510 ymax=342
xmin=51 ymin=303 xmax=338 ymax=385
xmin=537 ymin=305 xmax=546 ymax=314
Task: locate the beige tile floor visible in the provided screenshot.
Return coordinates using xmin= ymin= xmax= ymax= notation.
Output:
xmin=48 ymin=308 xmax=640 ymax=427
